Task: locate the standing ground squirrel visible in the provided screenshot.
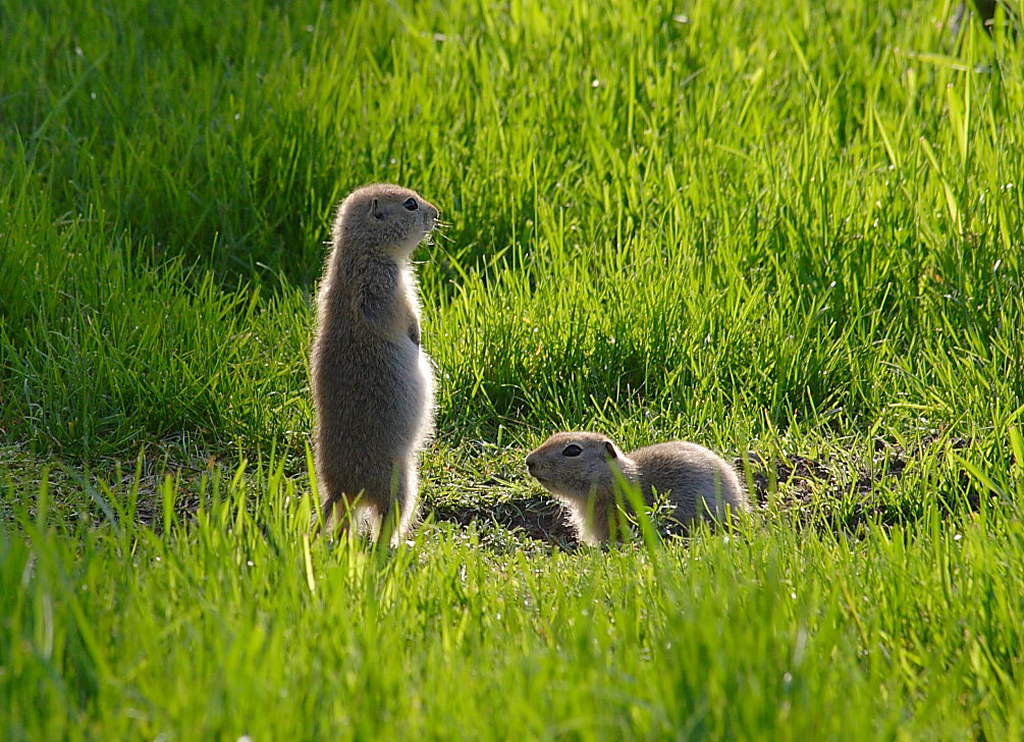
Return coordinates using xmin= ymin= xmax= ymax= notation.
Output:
xmin=526 ymin=432 xmax=749 ymax=545
xmin=311 ymin=183 xmax=439 ymax=546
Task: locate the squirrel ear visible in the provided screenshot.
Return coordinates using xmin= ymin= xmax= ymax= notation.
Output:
xmin=603 ymin=441 xmax=618 ymax=459
xmin=370 ymin=197 xmax=384 ymax=220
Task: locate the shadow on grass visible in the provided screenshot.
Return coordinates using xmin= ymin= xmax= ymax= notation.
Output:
xmin=431 ymin=495 xmax=578 ymax=551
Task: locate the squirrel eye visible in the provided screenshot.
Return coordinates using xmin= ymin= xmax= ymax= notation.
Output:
xmin=403 ymin=197 xmax=418 ymax=211
xmin=562 ymin=444 xmax=582 ymax=457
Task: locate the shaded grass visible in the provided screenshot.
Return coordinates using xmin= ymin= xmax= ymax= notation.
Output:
xmin=2 ymin=0 xmax=1023 ymax=465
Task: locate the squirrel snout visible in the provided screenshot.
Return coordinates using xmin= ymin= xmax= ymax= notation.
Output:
xmin=525 ymin=455 xmax=538 ymax=473
xmin=424 ymin=204 xmax=439 ymax=227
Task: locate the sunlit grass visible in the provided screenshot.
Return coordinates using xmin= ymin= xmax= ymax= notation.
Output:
xmin=2 ymin=0 xmax=1024 ymax=737
xmin=2 ymin=460 xmax=1023 ymax=739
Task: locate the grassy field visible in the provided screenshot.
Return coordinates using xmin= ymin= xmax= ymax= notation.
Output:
xmin=2 ymin=0 xmax=1024 ymax=738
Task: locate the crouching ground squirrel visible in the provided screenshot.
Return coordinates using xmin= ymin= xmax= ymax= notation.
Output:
xmin=526 ymin=432 xmax=749 ymax=545
xmin=311 ymin=183 xmax=439 ymax=546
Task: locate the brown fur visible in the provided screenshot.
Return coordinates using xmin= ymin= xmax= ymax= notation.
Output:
xmin=525 ymin=431 xmax=749 ymax=545
xmin=311 ymin=183 xmax=439 ymax=545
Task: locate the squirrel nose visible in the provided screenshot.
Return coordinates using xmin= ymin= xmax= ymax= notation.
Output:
xmin=525 ymin=455 xmax=537 ymax=473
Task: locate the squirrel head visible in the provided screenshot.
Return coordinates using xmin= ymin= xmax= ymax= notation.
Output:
xmin=525 ymin=431 xmax=627 ymax=502
xmin=333 ymin=183 xmax=440 ymax=257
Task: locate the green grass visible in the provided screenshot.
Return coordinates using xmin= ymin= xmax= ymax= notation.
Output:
xmin=2 ymin=0 xmax=1024 ymax=737
xmin=3 ymin=465 xmax=1024 ymax=739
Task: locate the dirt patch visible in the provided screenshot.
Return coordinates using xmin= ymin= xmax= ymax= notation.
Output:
xmin=4 ymin=435 xmax=983 ymax=546
xmin=739 ymin=438 xmax=928 ymax=507
xmin=431 ymin=496 xmax=578 ymax=549
xmin=736 ymin=435 xmax=978 ymax=526
xmin=429 ymin=435 xmax=981 ymax=548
